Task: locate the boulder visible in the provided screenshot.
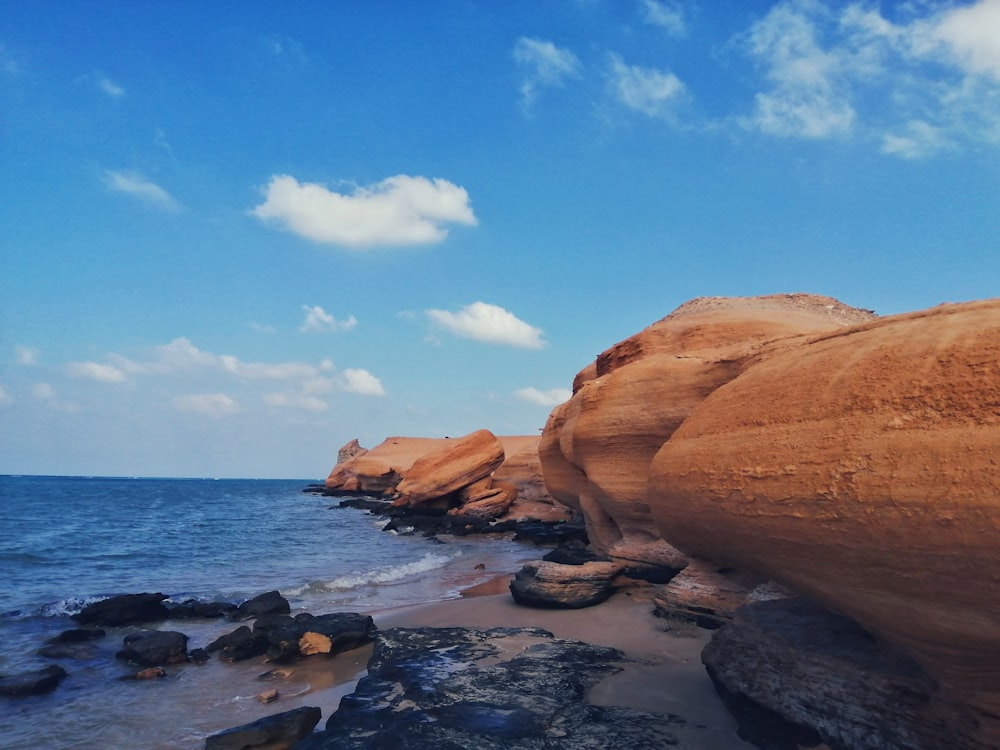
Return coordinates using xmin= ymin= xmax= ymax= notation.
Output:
xmin=72 ymin=593 xmax=170 ymax=626
xmin=0 ymin=665 xmax=67 ymax=696
xmin=539 ymin=294 xmax=874 ymax=569
xmin=393 ymin=429 xmax=506 ymax=508
xmin=231 ymin=591 xmax=290 ymax=620
xmin=702 ymin=598 xmax=984 ymax=750
xmin=206 ymin=625 xmax=270 ymax=663
xmin=294 ymin=626 xmax=685 ymax=749
xmin=325 ymin=436 xmax=445 ymax=494
xmin=649 ymin=299 xmax=1000 ymax=743
xmin=509 ymin=560 xmax=623 ymax=609
xmin=38 ymin=628 xmax=106 ymax=659
xmin=116 ymin=630 xmax=189 ymax=667
xmin=254 ymin=612 xmax=376 ymax=662
xmin=204 ymin=705 xmax=322 ymax=750
xmin=165 ymin=599 xmax=237 ymax=619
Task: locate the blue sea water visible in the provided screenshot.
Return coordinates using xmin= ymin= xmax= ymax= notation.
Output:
xmin=0 ymin=475 xmax=542 ymax=749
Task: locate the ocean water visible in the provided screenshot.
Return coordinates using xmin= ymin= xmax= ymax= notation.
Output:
xmin=0 ymin=476 xmax=542 ymax=749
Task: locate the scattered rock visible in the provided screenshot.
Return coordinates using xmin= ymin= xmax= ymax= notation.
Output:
xmin=294 ymin=626 xmax=685 ymax=749
xmin=46 ymin=628 xmax=106 ymax=643
xmin=116 ymin=630 xmax=189 ymax=667
xmin=165 ymin=599 xmax=238 ymax=620
xmin=509 ymin=560 xmax=623 ymax=609
xmin=189 ymin=648 xmax=210 ymax=664
xmin=231 ymin=591 xmax=290 ymax=620
xmin=206 ymin=625 xmax=270 ymax=663
xmin=0 ymin=664 xmax=68 ymax=696
xmin=256 ymin=688 xmax=279 ymax=703
xmin=120 ymin=666 xmax=168 ymax=681
xmin=204 ymin=705 xmax=322 ymax=750
xmin=72 ymin=593 xmax=170 ymax=627
xmin=254 ymin=612 xmax=376 ymax=663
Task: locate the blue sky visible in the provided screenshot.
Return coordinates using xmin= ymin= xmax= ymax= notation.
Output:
xmin=2 ymin=1 xmax=999 ymax=478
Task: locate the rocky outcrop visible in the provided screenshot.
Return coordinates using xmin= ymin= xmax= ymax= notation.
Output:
xmin=539 ymin=294 xmax=875 ymax=570
xmin=336 ymin=438 xmax=367 ymax=465
xmin=325 ymin=436 xmax=445 ymax=494
xmin=207 ymin=612 xmax=376 ymax=664
xmin=509 ymin=560 xmax=623 ymax=609
xmin=116 ymin=630 xmax=189 ymax=667
xmin=72 ymin=592 xmax=170 ymax=626
xmin=204 ymin=705 xmax=322 ymax=750
xmin=230 ymin=591 xmax=290 ymax=620
xmin=394 ymin=429 xmax=506 ymax=508
xmin=0 ymin=665 xmax=67 ymax=696
xmin=649 ymin=299 xmax=1000 ymax=744
xmin=702 ymin=598 xmax=984 ymax=750
xmin=294 ymin=626 xmax=686 ymax=749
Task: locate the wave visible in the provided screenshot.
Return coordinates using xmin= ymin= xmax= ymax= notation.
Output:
xmin=287 ymin=551 xmax=457 ymax=596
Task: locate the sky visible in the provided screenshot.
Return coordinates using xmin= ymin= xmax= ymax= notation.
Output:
xmin=2 ymin=1 xmax=999 ymax=478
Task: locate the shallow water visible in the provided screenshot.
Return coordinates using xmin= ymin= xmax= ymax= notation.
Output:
xmin=0 ymin=476 xmax=541 ymax=748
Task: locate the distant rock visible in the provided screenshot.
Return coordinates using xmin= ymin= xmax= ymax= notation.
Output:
xmin=509 ymin=560 xmax=623 ymax=609
xmin=116 ymin=630 xmax=189 ymax=667
xmin=204 ymin=705 xmax=322 ymax=750
xmin=325 ymin=436 xmax=445 ymax=494
xmin=165 ymin=599 xmax=237 ymax=620
xmin=0 ymin=664 xmax=67 ymax=697
xmin=393 ymin=429 xmax=506 ymax=508
xmin=336 ymin=438 xmax=367 ymax=465
xmin=231 ymin=591 xmax=290 ymax=620
xmin=72 ymin=593 xmax=170 ymax=627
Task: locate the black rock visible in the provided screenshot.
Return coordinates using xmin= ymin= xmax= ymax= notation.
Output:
xmin=230 ymin=590 xmax=290 ymax=620
xmin=206 ymin=625 xmax=270 ymax=662
xmin=116 ymin=630 xmax=189 ymax=667
xmin=164 ymin=599 xmax=237 ymax=620
xmin=0 ymin=664 xmax=68 ymax=697
xmin=293 ymin=626 xmax=685 ymax=749
xmin=72 ymin=593 xmax=170 ymax=627
xmin=542 ymin=541 xmax=606 ymax=566
xmin=204 ymin=705 xmax=322 ymax=750
xmin=258 ymin=612 xmax=376 ymax=662
xmin=46 ymin=628 xmax=106 ymax=643
xmin=513 ymin=521 xmax=589 ymax=546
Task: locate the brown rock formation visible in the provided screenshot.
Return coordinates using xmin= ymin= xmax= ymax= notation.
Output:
xmin=336 ymin=438 xmax=367 ymax=465
xmin=539 ymin=293 xmax=875 ymax=570
xmin=393 ymin=429 xmax=506 ymax=508
xmin=509 ymin=560 xmax=624 ymax=609
xmin=649 ymin=299 xmax=1000 ymax=744
xmin=325 ymin=437 xmax=444 ymax=494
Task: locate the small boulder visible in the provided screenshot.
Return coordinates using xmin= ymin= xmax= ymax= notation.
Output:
xmin=509 ymin=560 xmax=623 ymax=609
xmin=166 ymin=599 xmax=238 ymax=620
xmin=72 ymin=593 xmax=169 ymax=627
xmin=231 ymin=591 xmax=290 ymax=620
xmin=204 ymin=705 xmax=322 ymax=750
xmin=206 ymin=625 xmax=270 ymax=663
xmin=0 ymin=665 xmax=68 ymax=696
xmin=116 ymin=630 xmax=189 ymax=667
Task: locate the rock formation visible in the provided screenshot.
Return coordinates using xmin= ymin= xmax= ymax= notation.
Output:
xmin=204 ymin=705 xmax=322 ymax=750
xmin=649 ymin=299 xmax=1000 ymax=744
xmin=509 ymin=560 xmax=624 ymax=609
xmin=539 ymin=293 xmax=875 ymax=572
xmin=393 ymin=429 xmax=506 ymax=508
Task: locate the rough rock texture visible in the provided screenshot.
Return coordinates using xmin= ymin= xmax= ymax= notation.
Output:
xmin=492 ymin=436 xmax=574 ymax=522
xmin=231 ymin=591 xmax=290 ymax=620
xmin=294 ymin=626 xmax=685 ymax=749
xmin=393 ymin=429 xmax=506 ymax=508
xmin=0 ymin=664 xmax=67 ymax=696
xmin=702 ymin=598 xmax=986 ymax=750
xmin=336 ymin=438 xmax=367 ymax=465
xmin=252 ymin=612 xmax=376 ymax=663
xmin=649 ymin=299 xmax=1000 ymax=743
xmin=325 ymin=436 xmax=445 ymax=494
xmin=116 ymin=630 xmax=189 ymax=667
xmin=509 ymin=560 xmax=623 ymax=609
xmin=72 ymin=593 xmax=170 ymax=626
xmin=204 ymin=705 xmax=322 ymax=750
xmin=539 ymin=294 xmax=874 ymax=570
xmin=653 ymin=559 xmax=790 ymax=630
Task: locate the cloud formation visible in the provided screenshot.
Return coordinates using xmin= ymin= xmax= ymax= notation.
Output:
xmin=640 ymin=0 xmax=686 ymax=36
xmin=68 ymin=361 xmax=128 ymax=383
xmin=16 ymin=346 xmax=38 ymax=366
xmin=250 ymin=174 xmax=477 ymax=248
xmin=514 ymin=387 xmax=572 ymax=407
xmin=341 ymin=368 xmax=386 ymax=396
xmin=513 ymin=37 xmax=581 ymax=110
xmin=426 ymin=302 xmax=546 ymax=349
xmin=173 ymin=393 xmax=241 ymax=418
xmin=608 ymin=54 xmax=686 ymax=118
xmin=97 ymin=74 xmax=124 ymax=98
xmin=103 ymin=170 xmax=180 ymax=211
xmin=300 ymin=305 xmax=358 ymax=333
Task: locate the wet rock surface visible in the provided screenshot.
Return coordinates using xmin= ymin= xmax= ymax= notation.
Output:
xmin=294 ymin=625 xmax=685 ymax=749
xmin=116 ymin=629 xmax=190 ymax=667
xmin=702 ymin=597 xmax=987 ymax=750
xmin=205 ymin=704 xmax=322 ymax=750
xmin=0 ymin=664 xmax=68 ymax=696
xmin=72 ymin=592 xmax=170 ymax=626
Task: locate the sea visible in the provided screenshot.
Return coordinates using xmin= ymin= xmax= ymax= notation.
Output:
xmin=0 ymin=475 xmax=543 ymax=749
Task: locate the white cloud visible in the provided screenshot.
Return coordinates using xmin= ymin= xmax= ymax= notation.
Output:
xmin=640 ymin=0 xmax=686 ymax=36
xmin=16 ymin=346 xmax=38 ymax=366
xmin=426 ymin=302 xmax=546 ymax=349
xmin=97 ymin=74 xmax=125 ymax=98
xmin=341 ymin=368 xmax=386 ymax=396
xmin=300 ymin=305 xmax=358 ymax=333
xmin=263 ymin=392 xmax=329 ymax=412
xmin=881 ymin=120 xmax=950 ymax=159
xmin=103 ymin=170 xmax=180 ymax=211
xmin=0 ymin=385 xmax=12 ymax=406
xmin=31 ymin=383 xmax=56 ymax=402
xmin=933 ymin=0 xmax=1000 ymax=80
xmin=513 ymin=37 xmax=581 ymax=110
xmin=173 ymin=393 xmax=241 ymax=418
xmin=68 ymin=361 xmax=128 ymax=383
xmin=250 ymin=174 xmax=476 ymax=249
xmin=608 ymin=54 xmax=686 ymax=118
xmin=514 ymin=387 xmax=573 ymax=407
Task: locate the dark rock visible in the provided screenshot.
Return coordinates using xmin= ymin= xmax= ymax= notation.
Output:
xmin=513 ymin=521 xmax=589 ymax=546
xmin=257 ymin=612 xmax=376 ymax=663
xmin=230 ymin=591 xmax=290 ymax=620
xmin=116 ymin=630 xmax=189 ymax=667
xmin=294 ymin=626 xmax=684 ymax=749
xmin=46 ymin=628 xmax=106 ymax=643
xmin=542 ymin=540 xmax=607 ymax=566
xmin=72 ymin=593 xmax=169 ymax=627
xmin=204 ymin=705 xmax=322 ymax=750
xmin=120 ymin=666 xmax=168 ymax=681
xmin=189 ymin=648 xmax=210 ymax=664
xmin=206 ymin=625 xmax=270 ymax=663
xmin=165 ymin=599 xmax=238 ymax=620
xmin=702 ymin=597 xmax=981 ymax=750
xmin=509 ymin=560 xmax=622 ymax=609
xmin=336 ymin=495 xmax=393 ymax=512
xmin=37 ymin=642 xmax=98 ymax=660
xmin=0 ymin=664 xmax=68 ymax=696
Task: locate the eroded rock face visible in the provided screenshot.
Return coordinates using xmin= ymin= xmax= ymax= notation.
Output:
xmin=539 ymin=294 xmax=874 ymax=568
xmin=650 ymin=299 xmax=1000 ymax=744
xmin=294 ymin=626 xmax=686 ymax=749
xmin=393 ymin=429 xmax=506 ymax=508
xmin=509 ymin=560 xmax=623 ymax=609
xmin=205 ymin=705 xmax=322 ymax=750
